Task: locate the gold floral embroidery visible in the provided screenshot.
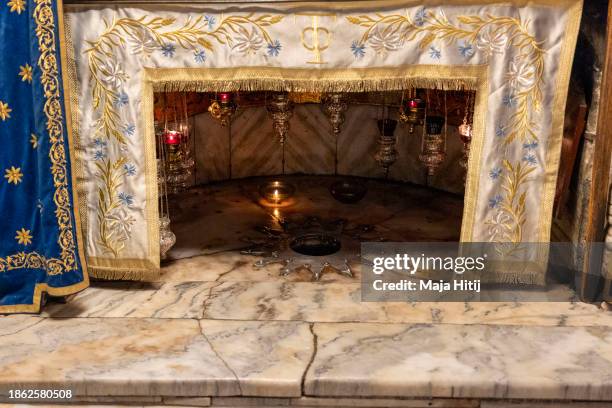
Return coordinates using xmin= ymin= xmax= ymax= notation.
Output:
xmin=33 ymin=0 xmax=78 ymax=271
xmin=30 ymin=134 xmax=38 ymax=149
xmin=19 ymin=64 xmax=33 ymax=83
xmin=15 ymin=228 xmax=33 ymax=245
xmin=0 ymin=101 xmax=11 ymax=121
xmin=0 ymin=251 xmax=64 ymax=275
xmin=96 ymin=157 xmax=134 ymax=257
xmin=347 ymin=10 xmax=544 ymax=144
xmin=7 ymin=0 xmax=25 ymax=14
xmin=85 ymin=13 xmax=283 ymax=145
xmin=0 ymin=0 xmax=79 ymax=275
xmin=4 ymin=166 xmax=23 ymax=185
xmin=486 ymin=159 xmax=535 ymax=255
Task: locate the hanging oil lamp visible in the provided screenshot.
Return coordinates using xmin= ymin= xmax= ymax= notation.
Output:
xmin=323 ymin=93 xmax=349 ymax=175
xmin=399 ymin=88 xmax=426 ymax=133
xmin=163 ymin=129 xmax=190 ymax=194
xmin=156 ymin=121 xmax=176 ymax=260
xmin=458 ymin=91 xmax=475 ymax=172
xmin=208 ymin=92 xmax=237 ymax=127
xmin=419 ymin=115 xmax=446 ymax=176
xmin=159 ymin=215 xmax=176 ymax=260
xmin=419 ymin=90 xmax=448 ymax=176
xmin=375 ymin=118 xmax=398 ymax=177
xmin=323 ymin=93 xmax=348 ymax=136
xmin=266 ymin=92 xmax=294 ymax=146
xmin=267 ymin=92 xmax=295 ymax=174
xmin=179 ymin=93 xmax=195 ymax=177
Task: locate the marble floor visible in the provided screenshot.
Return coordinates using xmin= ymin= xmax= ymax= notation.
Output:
xmin=1 ymin=177 xmax=612 ymax=407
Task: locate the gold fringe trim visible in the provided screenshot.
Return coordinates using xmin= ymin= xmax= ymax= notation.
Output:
xmin=154 ymin=77 xmax=477 ymax=93
xmin=146 ymin=67 xmax=481 ymax=93
xmin=481 ymin=260 xmax=547 ymax=286
xmin=418 ymin=260 xmax=546 ymax=286
xmin=88 ymin=266 xmax=160 ymax=282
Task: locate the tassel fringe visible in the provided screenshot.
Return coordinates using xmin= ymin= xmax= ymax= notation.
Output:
xmin=152 ymin=77 xmax=477 ymax=93
xmin=88 ymin=266 xmax=160 ymax=282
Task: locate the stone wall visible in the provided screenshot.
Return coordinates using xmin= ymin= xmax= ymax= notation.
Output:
xmin=190 ymin=104 xmax=466 ymax=195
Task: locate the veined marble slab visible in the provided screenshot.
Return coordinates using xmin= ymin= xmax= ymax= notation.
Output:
xmin=203 ymin=281 xmax=612 ymax=327
xmin=0 ymin=316 xmax=312 ymax=399
xmin=305 ymin=323 xmax=612 ymax=401
xmin=41 ymin=281 xmax=216 ymax=319
xmin=37 ymin=279 xmax=612 ymax=327
xmin=160 ymin=252 xmax=361 ymax=283
xmin=200 ymin=320 xmax=313 ymax=397
xmin=0 ymin=316 xmax=238 ymax=397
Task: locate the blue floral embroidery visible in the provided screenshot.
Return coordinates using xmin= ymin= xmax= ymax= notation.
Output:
xmin=124 ymin=163 xmax=137 ymax=176
xmin=351 ymin=41 xmax=366 ymax=59
xmin=489 ymin=167 xmax=502 ymax=180
xmin=267 ymin=40 xmax=282 ymax=57
xmin=429 ymin=46 xmax=441 ymax=60
xmin=114 ymin=91 xmax=129 ymax=107
xmin=495 ymin=124 xmax=506 ymax=138
xmin=414 ymin=8 xmax=427 ymax=26
xmin=123 ymin=123 xmax=136 ymax=137
xmin=488 ymin=194 xmax=503 ymax=209
xmin=523 ymin=141 xmax=538 ymax=150
xmin=194 ymin=49 xmax=206 ymax=64
xmin=523 ymin=153 xmax=537 ymax=166
xmin=502 ymin=93 xmax=517 ymax=108
xmin=118 ymin=192 xmax=134 ymax=207
xmin=204 ymin=15 xmax=216 ymax=29
xmin=93 ymin=138 xmax=107 ymax=148
xmin=458 ymin=41 xmax=474 ymax=58
xmin=161 ymin=43 xmax=176 ymax=58
xmin=93 ymin=150 xmax=106 ymax=161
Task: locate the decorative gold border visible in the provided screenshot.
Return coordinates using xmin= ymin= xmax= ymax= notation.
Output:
xmin=460 ymin=66 xmax=489 ymax=242
xmin=537 ymin=0 xmax=583 ymax=243
xmin=63 ymin=13 xmax=161 ymax=280
xmin=63 ymin=12 xmax=89 ymax=262
xmin=0 ymin=0 xmax=88 ymax=314
xmin=145 ymin=66 xmax=481 ymax=92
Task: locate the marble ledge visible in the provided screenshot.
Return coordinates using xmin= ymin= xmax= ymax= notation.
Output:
xmin=3 ymin=399 xmax=612 ymax=407
xmin=305 ymin=322 xmax=612 ymax=401
xmin=211 ymin=396 xmax=478 ymax=406
xmin=203 ymin=281 xmax=612 ymax=327
xmin=0 ymin=316 xmax=311 ymax=398
xmin=40 ymin=280 xmax=612 ymax=327
xmin=41 ymin=281 xmax=216 ymax=319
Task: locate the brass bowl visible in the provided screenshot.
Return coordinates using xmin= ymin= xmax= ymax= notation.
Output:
xmin=329 ymin=179 xmax=367 ymax=204
xmin=259 ymin=180 xmax=296 ymax=204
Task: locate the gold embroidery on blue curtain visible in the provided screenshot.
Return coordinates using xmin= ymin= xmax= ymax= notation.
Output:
xmin=0 ymin=0 xmax=78 ymax=275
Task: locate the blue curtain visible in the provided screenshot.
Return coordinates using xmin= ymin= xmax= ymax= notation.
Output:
xmin=0 ymin=0 xmax=87 ymax=313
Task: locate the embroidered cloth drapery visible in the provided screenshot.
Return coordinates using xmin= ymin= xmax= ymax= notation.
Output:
xmin=65 ymin=0 xmax=582 ymax=283
xmin=0 ymin=0 xmax=87 ymax=313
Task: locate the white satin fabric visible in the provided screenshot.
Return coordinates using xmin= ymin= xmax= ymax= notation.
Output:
xmin=66 ymin=1 xmax=581 ymax=280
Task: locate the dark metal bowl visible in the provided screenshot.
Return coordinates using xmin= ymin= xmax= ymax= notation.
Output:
xmin=329 ymin=179 xmax=367 ymax=204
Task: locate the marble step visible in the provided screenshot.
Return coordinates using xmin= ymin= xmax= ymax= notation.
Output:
xmin=1 ymin=317 xmax=612 ymax=402
xmin=305 ymin=322 xmax=612 ymax=401
xmin=41 ymin=281 xmax=612 ymax=327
